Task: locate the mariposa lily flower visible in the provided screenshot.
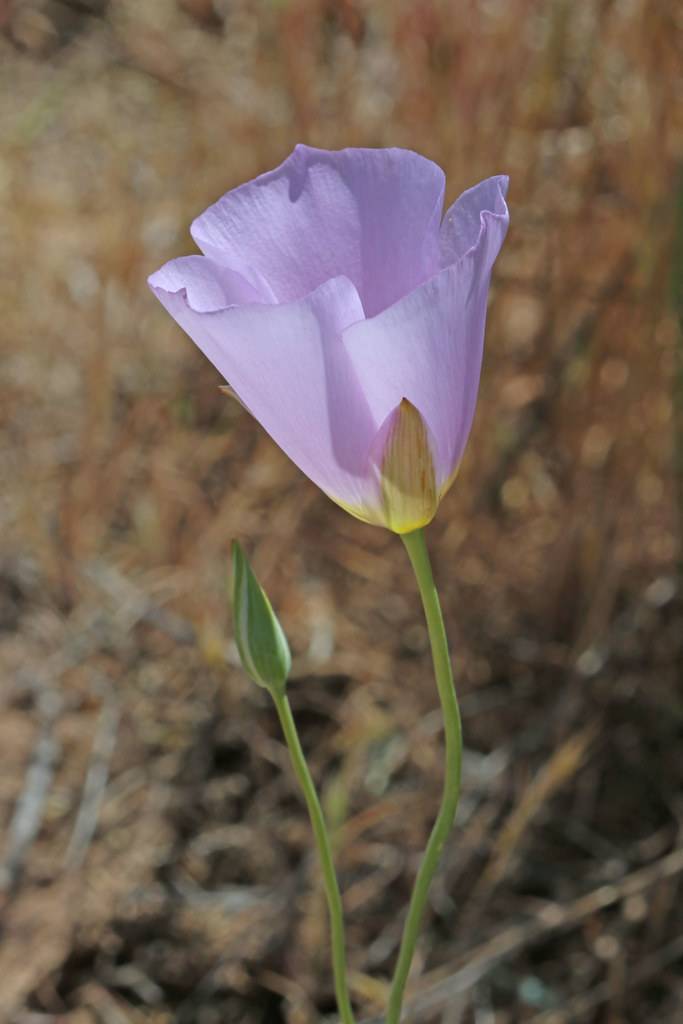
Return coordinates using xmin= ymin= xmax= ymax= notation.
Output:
xmin=149 ymin=146 xmax=509 ymax=532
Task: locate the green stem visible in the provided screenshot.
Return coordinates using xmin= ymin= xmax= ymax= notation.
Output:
xmin=386 ymin=528 xmax=463 ymax=1024
xmin=271 ymin=689 xmax=356 ymax=1024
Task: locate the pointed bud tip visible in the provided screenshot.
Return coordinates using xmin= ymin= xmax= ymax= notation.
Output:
xmin=231 ymin=541 xmax=291 ymax=693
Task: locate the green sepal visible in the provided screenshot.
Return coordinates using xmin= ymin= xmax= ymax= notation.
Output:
xmin=231 ymin=541 xmax=291 ymax=694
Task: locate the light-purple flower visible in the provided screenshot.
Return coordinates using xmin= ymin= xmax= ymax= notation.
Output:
xmin=149 ymin=145 xmax=509 ymax=532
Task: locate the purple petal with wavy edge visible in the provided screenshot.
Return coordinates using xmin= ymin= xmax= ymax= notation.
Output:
xmin=149 ymin=255 xmax=270 ymax=311
xmin=342 ymin=176 xmax=509 ymax=489
xmin=149 ymin=258 xmax=383 ymax=513
xmin=190 ymin=144 xmax=446 ymax=317
xmin=440 ymin=175 xmax=510 ymax=266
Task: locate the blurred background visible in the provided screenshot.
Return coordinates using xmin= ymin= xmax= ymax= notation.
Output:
xmin=1 ymin=1 xmax=682 ymax=1022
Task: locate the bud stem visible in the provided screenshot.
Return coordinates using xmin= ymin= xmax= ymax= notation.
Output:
xmin=271 ymin=690 xmax=356 ymax=1024
xmin=386 ymin=528 xmax=463 ymax=1024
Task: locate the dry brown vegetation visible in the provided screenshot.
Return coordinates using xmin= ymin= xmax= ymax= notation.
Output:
xmin=1 ymin=0 xmax=682 ymax=1021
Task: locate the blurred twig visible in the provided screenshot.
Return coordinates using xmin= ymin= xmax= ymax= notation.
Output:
xmin=482 ymin=251 xmax=635 ymax=511
xmin=64 ymin=687 xmax=120 ymax=870
xmin=466 ymin=724 xmax=596 ymax=905
xmin=0 ymin=688 xmax=62 ymax=895
xmin=83 ymin=559 xmax=197 ymax=645
xmin=671 ymin=162 xmax=683 ymax=570
xmin=359 ymin=843 xmax=683 ymax=1023
xmin=528 ymin=932 xmax=683 ymax=1023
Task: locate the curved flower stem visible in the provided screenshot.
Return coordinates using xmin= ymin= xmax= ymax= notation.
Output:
xmin=271 ymin=689 xmax=356 ymax=1024
xmin=386 ymin=527 xmax=463 ymax=1024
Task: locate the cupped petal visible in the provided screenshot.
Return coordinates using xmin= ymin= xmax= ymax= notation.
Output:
xmin=440 ymin=175 xmax=509 ymax=266
xmin=343 ymin=178 xmax=509 ymax=490
xmin=149 ymin=261 xmax=384 ymax=515
xmin=190 ymin=144 xmax=446 ymax=317
xmin=149 ymin=255 xmax=270 ymax=311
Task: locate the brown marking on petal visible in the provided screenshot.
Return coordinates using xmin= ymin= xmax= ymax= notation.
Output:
xmin=219 ymin=384 xmax=249 ymax=412
xmin=379 ymin=398 xmax=439 ymax=533
xmin=439 ymin=460 xmax=461 ymax=501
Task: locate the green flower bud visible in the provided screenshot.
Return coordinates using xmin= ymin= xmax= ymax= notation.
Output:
xmin=231 ymin=541 xmax=291 ymax=693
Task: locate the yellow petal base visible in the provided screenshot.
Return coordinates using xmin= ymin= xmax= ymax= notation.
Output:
xmin=378 ymin=398 xmax=439 ymax=533
xmin=326 ymin=401 xmax=461 ymax=534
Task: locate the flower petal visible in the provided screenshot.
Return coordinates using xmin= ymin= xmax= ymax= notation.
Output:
xmin=342 ymin=177 xmax=509 ymax=489
xmin=190 ymin=144 xmax=446 ymax=317
xmin=148 ymin=255 xmax=269 ymax=311
xmin=371 ymin=398 xmax=439 ymax=534
xmin=149 ymin=261 xmax=382 ymax=514
xmin=440 ymin=175 xmax=509 ymax=266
